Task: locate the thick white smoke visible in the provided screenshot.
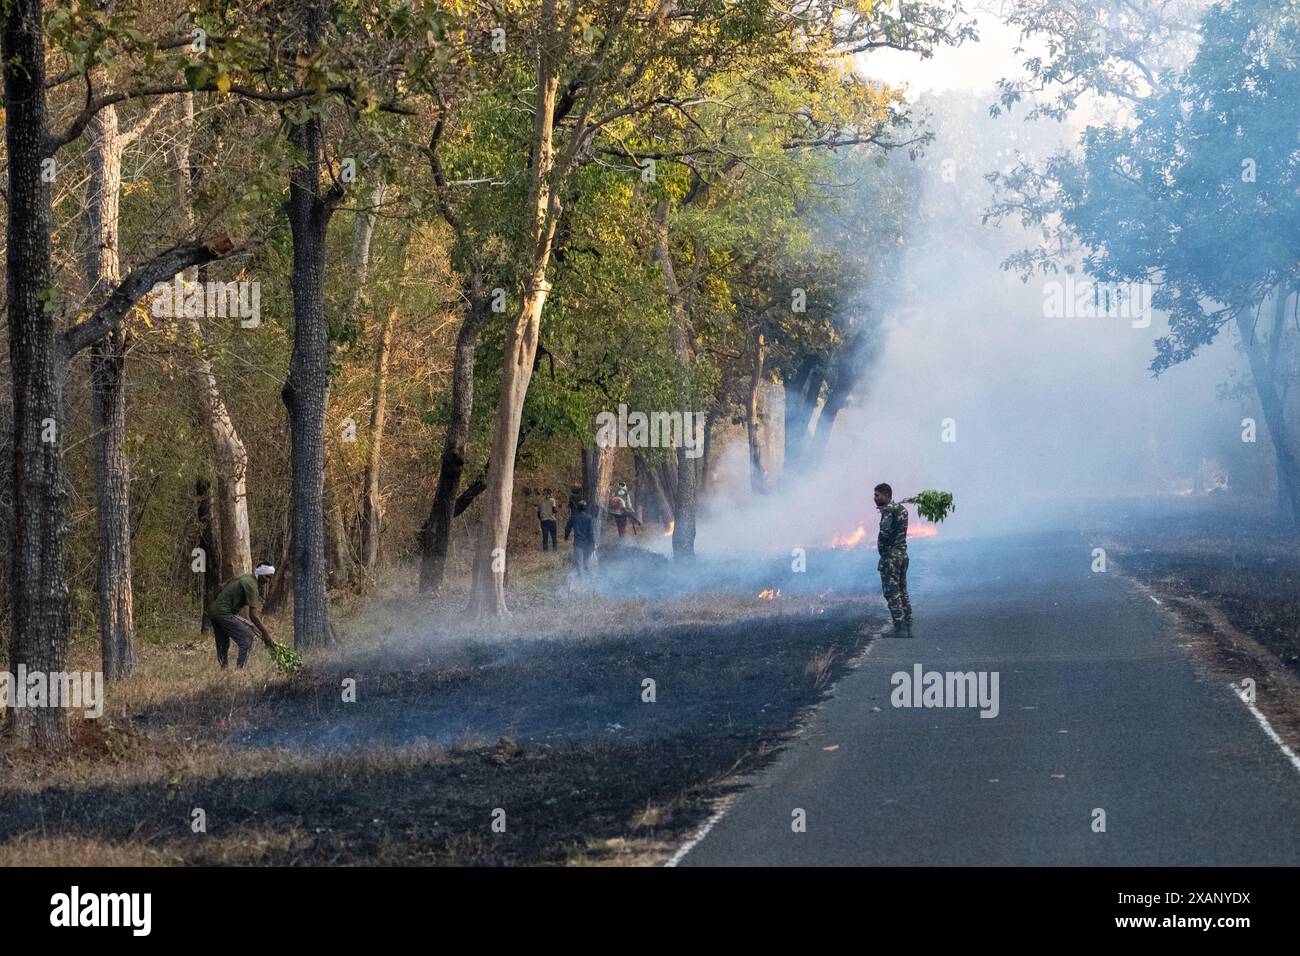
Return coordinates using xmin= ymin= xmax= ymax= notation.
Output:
xmin=693 ymin=88 xmax=1245 ymax=556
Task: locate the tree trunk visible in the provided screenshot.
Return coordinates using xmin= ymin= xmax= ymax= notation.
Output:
xmin=281 ymin=0 xmax=336 ymax=646
xmin=465 ymin=21 xmax=563 ymax=617
xmin=419 ymin=273 xmax=490 ymax=591
xmin=465 ymin=281 xmax=553 ymax=616
xmin=360 ymin=302 xmax=395 ymax=569
xmin=747 ymin=328 xmax=766 ymax=494
xmin=1236 ymin=304 xmax=1300 ymax=527
xmin=90 ymin=332 xmax=136 ymax=678
xmin=173 ymin=92 xmax=252 ymax=580
xmin=84 ymin=91 xmax=137 ymax=679
xmin=640 ymin=453 xmax=674 ymax=526
xmin=654 ymin=201 xmax=697 ymax=558
xmin=195 ymin=478 xmax=222 ymax=633
xmin=657 ymin=457 xmax=678 ymax=510
xmin=358 ymin=186 xmax=394 ymax=572
xmin=347 ymin=182 xmax=386 ymax=311
xmin=1266 ymin=288 xmax=1298 ymax=525
xmin=4 ymin=0 xmax=70 ymax=747
xmin=701 ymin=402 xmax=721 ymax=493
xmin=806 ymin=335 xmax=861 ymax=467
xmin=325 ymin=480 xmax=353 ymax=588
xmin=589 ymin=440 xmax=616 ymax=544
xmin=782 ymin=355 xmax=817 ymax=480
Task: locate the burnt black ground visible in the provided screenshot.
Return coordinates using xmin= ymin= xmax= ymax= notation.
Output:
xmin=679 ymin=530 xmax=1300 ymax=866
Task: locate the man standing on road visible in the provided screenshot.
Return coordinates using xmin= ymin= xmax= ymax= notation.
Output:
xmin=874 ymin=483 xmax=912 ymax=637
xmin=564 ymin=499 xmax=597 ymax=575
xmin=538 ymin=488 xmax=559 ymax=551
xmin=209 ymin=564 xmax=277 ymax=668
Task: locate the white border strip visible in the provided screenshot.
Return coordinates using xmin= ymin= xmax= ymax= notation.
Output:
xmin=664 ymin=806 xmax=729 ymax=867
xmin=1231 ymin=683 xmax=1300 ymax=775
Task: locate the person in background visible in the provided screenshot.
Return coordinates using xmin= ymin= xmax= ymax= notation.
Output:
xmin=538 ymin=488 xmax=559 ymax=551
xmin=564 ymin=499 xmax=597 ymax=575
xmin=209 ymin=564 xmax=277 ymax=668
xmin=608 ymin=493 xmax=641 ymax=538
xmin=616 ymin=480 xmax=632 ymax=512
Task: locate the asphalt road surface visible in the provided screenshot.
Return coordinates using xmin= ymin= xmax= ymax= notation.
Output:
xmin=678 ymin=531 xmax=1300 ymax=866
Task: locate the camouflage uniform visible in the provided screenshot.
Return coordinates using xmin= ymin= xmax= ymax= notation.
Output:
xmin=877 ymin=500 xmax=911 ymax=625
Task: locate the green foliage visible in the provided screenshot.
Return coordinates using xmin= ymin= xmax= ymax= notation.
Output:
xmin=266 ymin=640 xmax=304 ymax=673
xmin=1006 ymin=0 xmax=1300 ymax=371
xmin=35 ymin=0 xmax=976 ymax=628
xmin=905 ymin=491 xmax=955 ymax=523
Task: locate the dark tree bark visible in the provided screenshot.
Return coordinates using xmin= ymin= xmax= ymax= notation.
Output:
xmin=4 ymin=0 xmax=70 ymax=747
xmin=281 ymin=0 xmax=338 ymax=646
xmin=419 ymin=273 xmax=490 ymax=592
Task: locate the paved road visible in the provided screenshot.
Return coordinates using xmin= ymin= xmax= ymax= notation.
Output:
xmin=679 ymin=532 xmax=1300 ymax=866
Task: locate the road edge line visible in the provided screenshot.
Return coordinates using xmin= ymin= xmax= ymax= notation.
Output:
xmin=663 ymin=805 xmax=730 ymax=867
xmin=1231 ymin=683 xmax=1300 ymax=776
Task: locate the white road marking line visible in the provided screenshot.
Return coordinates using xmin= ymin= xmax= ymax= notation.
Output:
xmin=664 ymin=805 xmax=729 ymax=867
xmin=1231 ymin=683 xmax=1300 ymax=775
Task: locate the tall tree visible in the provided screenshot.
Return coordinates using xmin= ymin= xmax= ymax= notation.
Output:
xmin=281 ymin=0 xmax=340 ymax=645
xmin=465 ymin=0 xmax=628 ymax=615
xmin=172 ymin=91 xmax=254 ymax=582
xmin=81 ymin=67 xmax=164 ymax=679
xmin=4 ymin=0 xmax=226 ymax=745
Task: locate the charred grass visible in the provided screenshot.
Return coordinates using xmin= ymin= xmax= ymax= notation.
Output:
xmin=0 ymin=552 xmax=876 ymax=866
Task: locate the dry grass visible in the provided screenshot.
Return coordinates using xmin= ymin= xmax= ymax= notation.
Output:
xmin=805 ymin=647 xmax=836 ymax=689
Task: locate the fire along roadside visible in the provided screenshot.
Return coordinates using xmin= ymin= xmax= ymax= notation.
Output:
xmin=50 ymin=887 xmax=151 ymax=937
xmin=0 ymin=666 xmax=104 ymax=719
xmin=594 ymin=403 xmax=706 ymax=458
xmin=891 ymin=664 xmax=1000 ymax=719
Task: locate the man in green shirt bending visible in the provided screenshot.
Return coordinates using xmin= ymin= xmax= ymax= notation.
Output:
xmin=209 ymin=564 xmax=277 ymax=668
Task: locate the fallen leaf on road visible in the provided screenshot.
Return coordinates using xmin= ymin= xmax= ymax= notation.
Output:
xmin=823 ymin=744 xmax=839 ymax=752
xmin=1050 ymin=773 xmax=1065 ymax=779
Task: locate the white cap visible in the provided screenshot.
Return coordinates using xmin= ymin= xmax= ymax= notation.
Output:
xmin=254 ymin=564 xmax=276 ymax=576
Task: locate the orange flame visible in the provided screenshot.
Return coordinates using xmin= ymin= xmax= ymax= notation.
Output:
xmin=757 ymin=589 xmax=780 ymax=600
xmin=663 ymin=520 xmax=675 ymax=537
xmin=830 ymin=526 xmax=866 ymax=549
xmin=830 ymin=520 xmax=939 ymax=549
